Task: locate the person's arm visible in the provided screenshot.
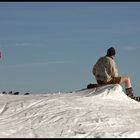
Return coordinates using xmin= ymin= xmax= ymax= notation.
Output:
xmin=111 ymin=66 xmax=118 ymax=77
xmin=109 ymin=60 xmax=118 ymax=77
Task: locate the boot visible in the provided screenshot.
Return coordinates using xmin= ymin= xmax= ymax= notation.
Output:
xmin=125 ymin=87 xmax=140 ymax=102
xmin=125 ymin=87 xmax=134 ymax=99
xmin=133 ymin=96 xmax=140 ymax=102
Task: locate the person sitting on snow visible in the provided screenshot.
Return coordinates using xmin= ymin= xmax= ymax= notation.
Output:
xmin=92 ymin=47 xmax=140 ymax=101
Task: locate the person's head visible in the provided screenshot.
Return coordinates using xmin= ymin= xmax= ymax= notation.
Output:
xmin=106 ymin=47 xmax=116 ymax=57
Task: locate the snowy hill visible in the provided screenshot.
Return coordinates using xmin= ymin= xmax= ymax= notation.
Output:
xmin=0 ymin=84 xmax=140 ymax=138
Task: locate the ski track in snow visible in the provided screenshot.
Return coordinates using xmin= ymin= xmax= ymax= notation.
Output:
xmin=0 ymin=84 xmax=140 ymax=138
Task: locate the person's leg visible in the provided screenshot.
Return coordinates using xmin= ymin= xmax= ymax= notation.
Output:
xmin=119 ymin=76 xmax=131 ymax=88
xmin=102 ymin=76 xmax=140 ymax=102
xmin=119 ymin=76 xmax=135 ymax=99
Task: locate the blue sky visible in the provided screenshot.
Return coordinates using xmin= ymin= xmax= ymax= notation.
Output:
xmin=0 ymin=2 xmax=140 ymax=94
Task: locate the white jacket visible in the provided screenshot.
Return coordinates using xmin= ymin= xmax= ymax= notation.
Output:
xmin=92 ymin=56 xmax=118 ymax=82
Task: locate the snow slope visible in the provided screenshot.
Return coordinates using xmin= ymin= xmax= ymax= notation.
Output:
xmin=0 ymin=84 xmax=140 ymax=138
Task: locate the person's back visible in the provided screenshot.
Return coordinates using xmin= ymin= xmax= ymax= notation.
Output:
xmin=93 ymin=55 xmax=118 ymax=84
xmin=93 ymin=56 xmax=111 ymax=83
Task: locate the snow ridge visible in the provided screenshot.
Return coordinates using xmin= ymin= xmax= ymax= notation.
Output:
xmin=0 ymin=84 xmax=140 ymax=138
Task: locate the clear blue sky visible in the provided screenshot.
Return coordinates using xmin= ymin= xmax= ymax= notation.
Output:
xmin=0 ymin=2 xmax=140 ymax=94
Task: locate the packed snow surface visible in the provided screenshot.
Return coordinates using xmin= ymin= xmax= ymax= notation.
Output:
xmin=0 ymin=84 xmax=140 ymax=138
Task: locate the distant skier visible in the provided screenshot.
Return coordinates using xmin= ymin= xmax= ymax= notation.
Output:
xmin=92 ymin=47 xmax=140 ymax=101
